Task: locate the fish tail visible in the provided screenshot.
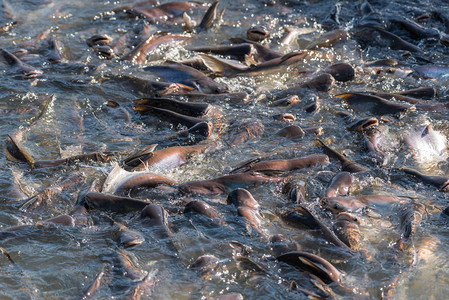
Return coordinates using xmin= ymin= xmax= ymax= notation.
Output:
xmin=198 ymin=54 xmax=244 ymax=77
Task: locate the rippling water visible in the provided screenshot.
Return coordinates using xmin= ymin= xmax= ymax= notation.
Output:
xmin=1 ymin=0 xmax=449 ymax=299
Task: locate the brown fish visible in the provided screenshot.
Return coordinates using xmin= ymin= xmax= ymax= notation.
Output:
xmin=199 ymin=51 xmax=310 ymax=77
xmin=85 ymin=192 xmax=150 ymax=213
xmin=335 ymin=93 xmax=413 ymax=115
xmin=401 ymin=167 xmax=449 ymax=192
xmin=179 ymin=172 xmax=284 ymax=195
xmin=122 ymin=144 xmax=212 ymax=172
xmin=396 ymin=202 xmax=426 ymax=251
xmin=233 ymin=154 xmax=330 ymax=174
xmin=325 ymin=172 xmax=353 ymax=198
xmin=316 ymin=139 xmax=370 ymax=173
xmin=229 ymin=120 xmax=264 ymax=147
xmin=332 ymin=212 xmax=362 ymax=250
xmin=277 ymin=251 xmax=341 ymax=284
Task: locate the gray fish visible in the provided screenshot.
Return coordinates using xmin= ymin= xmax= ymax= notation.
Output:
xmin=143 ymin=63 xmax=228 ymax=94
xmin=0 ymin=48 xmax=43 ymax=78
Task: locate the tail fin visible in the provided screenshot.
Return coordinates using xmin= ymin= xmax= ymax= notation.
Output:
xmin=198 ymin=53 xmax=246 ymax=77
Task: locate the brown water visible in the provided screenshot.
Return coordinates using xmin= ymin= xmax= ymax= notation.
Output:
xmin=1 ymin=0 xmax=449 ymax=299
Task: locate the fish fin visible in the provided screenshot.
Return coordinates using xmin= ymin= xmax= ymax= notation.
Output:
xmin=334 ymin=93 xmax=355 ymax=99
xmin=183 ymin=12 xmax=195 ymax=32
xmin=5 ymin=134 xmax=35 ymax=166
xmin=198 ymin=53 xmax=245 ymax=77
xmin=197 ymin=0 xmax=220 ymax=31
xmin=0 ymin=48 xmax=21 ymax=66
xmin=27 ymin=94 xmax=55 ymax=125
xmin=244 ymin=54 xmax=257 ymax=66
xmin=297 ymin=256 xmax=329 ymax=277
xmin=422 ymin=124 xmax=432 ymax=137
xmin=122 ymin=144 xmax=157 ymax=169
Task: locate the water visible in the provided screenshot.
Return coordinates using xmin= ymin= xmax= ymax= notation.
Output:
xmin=1 ymin=0 xmax=449 ymax=299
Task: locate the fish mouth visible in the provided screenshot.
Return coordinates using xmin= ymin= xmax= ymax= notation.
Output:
xmin=21 ymin=67 xmax=43 ymax=79
xmin=349 ymin=117 xmax=379 ymax=131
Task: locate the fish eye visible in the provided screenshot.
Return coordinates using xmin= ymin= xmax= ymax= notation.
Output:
xmin=334 ymin=203 xmax=341 ymax=209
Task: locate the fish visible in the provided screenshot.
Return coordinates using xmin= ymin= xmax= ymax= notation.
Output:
xmin=121 ymin=144 xmax=213 ymax=172
xmin=189 ymin=254 xmax=219 ymax=279
xmin=81 ymin=264 xmax=112 ymax=300
xmin=269 ymin=234 xmax=299 ymax=257
xmin=280 ymin=205 xmax=353 ymax=251
xmin=140 ymin=204 xmax=172 ymax=240
xmin=247 ymin=27 xmax=270 ymax=42
xmin=403 ymin=124 xmax=447 ymax=165
xmin=178 ymin=172 xmax=285 ymax=195
xmin=0 ymin=48 xmax=43 ymax=78
xmin=388 ymin=16 xmax=440 ymax=39
xmin=273 ymin=73 xmax=335 ymax=99
xmin=400 ymin=167 xmax=449 ymax=192
xmin=325 ymin=172 xmax=353 ymax=198
xmin=335 ymin=93 xmax=414 ymax=115
xmin=336 ymin=111 xmax=379 ymax=132
xmin=133 ymin=97 xmax=212 ymax=117
xmin=396 ymin=202 xmax=426 ymax=251
xmin=316 ymin=139 xmax=370 ymax=173
xmin=232 ymin=154 xmax=330 ymax=174
xmin=107 ymin=164 xmax=181 ymax=198
xmin=121 ymin=32 xmax=191 ymax=65
xmin=322 ymin=195 xmax=406 ymax=213
xmin=229 ymin=120 xmax=264 ymax=147
xmin=85 ymin=192 xmax=151 ymax=213
xmin=143 ymin=63 xmax=228 ymax=94
xmin=332 ymin=212 xmax=362 ymax=250
xmin=198 ymin=51 xmax=311 ymax=77
xmin=304 ymin=29 xmax=348 ymax=50
xmin=358 ymin=26 xmax=423 ymax=53
xmin=324 ymin=62 xmax=355 ymax=82
xmin=282 ymin=178 xmax=307 ymax=204
xmin=275 ymin=125 xmax=305 ymax=139
xmin=120 ymin=1 xmax=202 ymax=23
xmin=277 ymin=251 xmax=341 ymax=284
xmin=226 ymin=188 xmax=264 ymax=235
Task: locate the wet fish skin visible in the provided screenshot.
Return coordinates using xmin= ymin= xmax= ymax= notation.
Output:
xmin=143 ymin=63 xmax=228 ymax=94
xmin=178 ymin=172 xmax=285 ymax=195
xmin=247 ymin=27 xmax=270 ymax=42
xmin=335 ymin=92 xmax=413 ymax=115
xmin=115 ymin=173 xmax=176 ymax=196
xmin=0 ymin=48 xmax=43 ymax=78
xmin=229 ymin=120 xmax=264 ymax=147
xmin=332 ymin=212 xmax=362 ymax=250
xmin=270 ymin=234 xmax=298 ymax=257
xmin=316 ymin=139 xmax=370 ymax=173
xmin=325 ymin=171 xmax=353 ymax=198
xmin=234 ymin=154 xmax=330 ymax=174
xmin=401 ymin=168 xmax=449 ymax=192
xmin=133 ymin=97 xmax=211 ymax=117
xmin=324 ymin=62 xmax=355 ymax=82
xmin=388 ymin=16 xmax=440 ymax=39
xmin=123 ymin=144 xmax=212 ymax=172
xmin=282 ymin=178 xmax=306 ymax=204
xmin=276 ymin=125 xmax=305 ymax=139
xmin=277 ymin=251 xmax=341 ymax=284
xmin=81 ymin=264 xmax=113 ymax=300
xmin=396 ymin=202 xmax=426 ymax=251
xmin=184 ymin=200 xmax=220 ymax=219
xmin=85 ymin=192 xmax=150 ymax=213
xmin=140 ymin=204 xmax=172 ymax=240
xmin=227 ymin=188 xmax=263 ymax=235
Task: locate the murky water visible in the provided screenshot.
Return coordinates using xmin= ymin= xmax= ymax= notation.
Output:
xmin=1 ymin=0 xmax=449 ymax=299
